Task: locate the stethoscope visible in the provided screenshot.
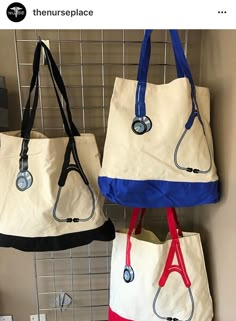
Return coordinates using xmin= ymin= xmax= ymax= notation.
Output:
xmin=16 ymin=41 xmax=96 ymax=224
xmin=123 ymin=208 xmax=194 ymax=321
xmin=123 ymin=208 xmax=145 ymax=283
xmin=153 ymin=287 xmax=194 ymax=321
xmin=152 ymin=237 xmax=194 ymax=321
xmin=131 ymin=85 xmax=212 ymax=174
xmin=16 ymin=136 xmax=96 ymax=223
xmin=131 ymin=81 xmax=152 ymax=135
xmin=131 ymin=29 xmax=212 ymax=174
xmin=152 ymin=208 xmax=194 ymax=321
xmin=173 ymin=97 xmax=212 ymax=175
xmin=131 ymin=115 xmax=152 ymax=135
xmin=16 ymin=138 xmax=33 ymax=191
xmin=52 ymin=137 xmax=96 ymax=223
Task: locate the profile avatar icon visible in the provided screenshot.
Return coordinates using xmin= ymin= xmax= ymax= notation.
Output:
xmin=6 ymin=2 xmax=27 ymax=22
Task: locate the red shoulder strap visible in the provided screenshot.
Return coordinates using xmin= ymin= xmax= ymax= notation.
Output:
xmin=126 ymin=208 xmax=145 ymax=266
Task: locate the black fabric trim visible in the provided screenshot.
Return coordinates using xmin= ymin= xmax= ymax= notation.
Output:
xmin=0 ymin=219 xmax=115 ymax=252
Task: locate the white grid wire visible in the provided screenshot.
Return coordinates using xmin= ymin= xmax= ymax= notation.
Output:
xmin=14 ymin=29 xmax=193 ymax=321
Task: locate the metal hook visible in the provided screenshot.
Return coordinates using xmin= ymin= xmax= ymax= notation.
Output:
xmin=38 ymin=37 xmax=50 ymax=65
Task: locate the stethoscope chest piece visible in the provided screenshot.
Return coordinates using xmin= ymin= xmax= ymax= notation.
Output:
xmin=123 ymin=265 xmax=135 ymax=283
xmin=16 ymin=170 xmax=33 ymax=191
xmin=131 ymin=116 xmax=152 ymax=135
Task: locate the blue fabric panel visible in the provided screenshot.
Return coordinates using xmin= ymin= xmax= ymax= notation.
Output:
xmin=98 ymin=177 xmax=219 ymax=208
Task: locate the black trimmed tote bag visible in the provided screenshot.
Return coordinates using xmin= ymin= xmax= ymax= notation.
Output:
xmin=0 ymin=41 xmax=115 ymax=251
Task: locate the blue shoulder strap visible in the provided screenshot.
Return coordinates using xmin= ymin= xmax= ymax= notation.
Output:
xmin=135 ymin=30 xmax=196 ymax=118
xmin=137 ymin=30 xmax=184 ymax=82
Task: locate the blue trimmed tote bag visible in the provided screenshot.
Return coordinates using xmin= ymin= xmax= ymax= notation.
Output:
xmin=98 ymin=30 xmax=219 ymax=208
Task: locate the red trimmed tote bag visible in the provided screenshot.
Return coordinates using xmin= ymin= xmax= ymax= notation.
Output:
xmin=109 ymin=208 xmax=213 ymax=321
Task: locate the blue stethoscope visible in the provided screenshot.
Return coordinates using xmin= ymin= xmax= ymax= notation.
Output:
xmin=131 ymin=30 xmax=212 ymax=174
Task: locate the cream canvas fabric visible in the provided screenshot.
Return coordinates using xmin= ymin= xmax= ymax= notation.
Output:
xmin=101 ymin=77 xmax=217 ymax=182
xmin=0 ymin=130 xmax=115 ymax=251
xmin=0 ymin=131 xmax=106 ymax=237
xmin=109 ymin=209 xmax=213 ymax=321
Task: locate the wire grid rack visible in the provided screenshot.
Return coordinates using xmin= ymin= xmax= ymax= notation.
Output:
xmin=14 ymin=29 xmax=200 ymax=321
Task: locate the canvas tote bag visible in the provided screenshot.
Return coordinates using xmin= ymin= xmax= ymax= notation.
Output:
xmin=109 ymin=208 xmax=213 ymax=321
xmin=99 ymin=30 xmax=219 ymax=208
xmin=0 ymin=41 xmax=115 ymax=252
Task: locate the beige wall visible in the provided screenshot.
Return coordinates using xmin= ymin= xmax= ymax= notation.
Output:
xmin=0 ymin=30 xmax=21 ymax=129
xmin=0 ymin=30 xmax=35 ymax=320
xmin=196 ymin=30 xmax=236 ymax=321
xmin=0 ymin=249 xmax=35 ymax=318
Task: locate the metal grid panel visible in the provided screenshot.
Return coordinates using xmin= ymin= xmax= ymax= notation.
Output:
xmin=14 ymin=29 xmax=195 ymax=321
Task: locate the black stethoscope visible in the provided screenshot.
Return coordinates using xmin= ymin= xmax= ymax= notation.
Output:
xmin=16 ymin=170 xmax=33 ymax=191
xmin=16 ymin=137 xmax=96 ymax=223
xmin=15 ymin=41 xmax=96 ymax=224
xmin=52 ymin=137 xmax=96 ymax=223
xmin=16 ymin=138 xmax=33 ymax=191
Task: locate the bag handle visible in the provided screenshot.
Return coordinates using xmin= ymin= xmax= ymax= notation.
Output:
xmin=137 ymin=30 xmax=189 ymax=84
xmin=166 ymin=207 xmax=183 ymax=239
xmin=21 ymin=41 xmax=79 ymax=139
xmin=123 ymin=208 xmax=145 ymax=283
xmin=16 ymin=42 xmax=94 ymax=214
xmin=153 ymin=211 xmax=194 ymax=321
xmin=126 ymin=208 xmax=145 ymax=264
xmin=158 ymin=208 xmax=191 ymax=290
xmin=17 ymin=41 xmax=79 ymax=183
xmin=123 ymin=208 xmax=194 ymax=320
xmin=135 ymin=30 xmax=196 ymax=117
xmin=133 ymin=31 xmax=213 ymax=175
xmin=132 ymin=30 xmax=203 ymax=137
xmin=123 ymin=208 xmax=186 ymax=283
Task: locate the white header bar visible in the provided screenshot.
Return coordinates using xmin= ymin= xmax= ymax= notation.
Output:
xmin=0 ymin=0 xmax=234 ymax=29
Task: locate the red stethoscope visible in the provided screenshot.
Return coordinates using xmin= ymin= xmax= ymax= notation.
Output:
xmin=123 ymin=208 xmax=145 ymax=283
xmin=123 ymin=208 xmax=194 ymax=321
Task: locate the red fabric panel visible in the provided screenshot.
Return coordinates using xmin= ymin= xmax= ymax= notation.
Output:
xmin=108 ymin=307 xmax=134 ymax=321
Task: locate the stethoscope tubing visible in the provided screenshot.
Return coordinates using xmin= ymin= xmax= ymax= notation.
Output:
xmin=152 ymin=286 xmax=194 ymax=321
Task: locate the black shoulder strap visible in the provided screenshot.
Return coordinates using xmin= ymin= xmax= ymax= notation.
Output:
xmin=21 ymin=41 xmax=80 ymax=138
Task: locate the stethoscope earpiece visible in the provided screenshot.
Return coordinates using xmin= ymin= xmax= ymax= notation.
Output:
xmin=16 ymin=170 xmax=33 ymax=191
xmin=131 ymin=116 xmax=152 ymax=135
xmin=123 ymin=265 xmax=135 ymax=283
